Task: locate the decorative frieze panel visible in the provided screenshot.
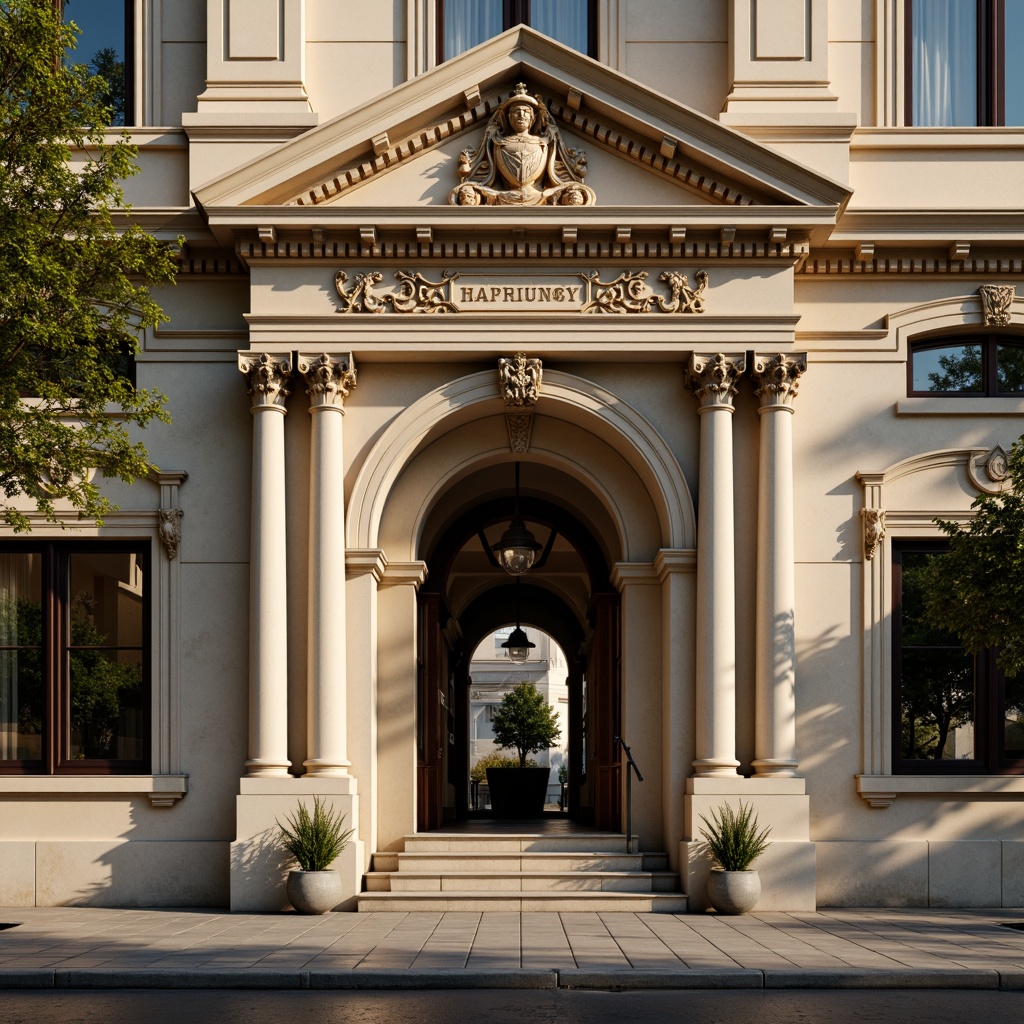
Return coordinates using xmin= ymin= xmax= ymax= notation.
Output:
xmin=333 ymin=269 xmax=709 ymax=315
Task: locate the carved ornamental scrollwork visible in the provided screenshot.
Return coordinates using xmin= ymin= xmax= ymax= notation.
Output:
xmin=752 ymin=353 xmax=808 ymax=408
xmin=861 ymin=507 xmax=885 ymax=561
xmin=335 ymin=270 xmax=459 ymax=314
xmin=159 ymin=508 xmax=183 ymax=561
xmin=686 ymin=352 xmax=746 ymax=410
xmin=498 ymin=354 xmax=542 ymax=453
xmin=979 ymin=284 xmax=1014 ymax=327
xmin=297 ymin=352 xmax=357 ymax=409
xmin=238 ymin=351 xmax=292 ymax=408
xmin=450 ymin=83 xmax=595 ymax=207
xmin=580 ymin=270 xmax=708 ymax=314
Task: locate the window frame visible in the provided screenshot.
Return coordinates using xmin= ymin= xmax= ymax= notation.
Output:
xmin=891 ymin=539 xmax=1024 ymax=775
xmin=435 ymin=0 xmax=597 ymax=65
xmin=0 ymin=539 xmax=151 ymax=776
xmin=907 ymin=333 xmax=1024 ymax=397
xmin=904 ymin=0 xmax=1011 ymax=126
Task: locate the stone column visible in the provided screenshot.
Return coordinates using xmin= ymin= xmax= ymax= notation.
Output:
xmin=238 ymin=352 xmax=292 ymax=777
xmin=686 ymin=353 xmax=745 ymax=777
xmin=751 ymin=353 xmax=806 ymax=778
xmin=297 ymin=353 xmax=357 ymax=777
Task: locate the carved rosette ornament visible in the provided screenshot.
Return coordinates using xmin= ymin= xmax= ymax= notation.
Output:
xmin=450 ymin=83 xmax=596 ymax=207
xmin=861 ymin=507 xmax=885 ymax=561
xmin=297 ymin=352 xmax=357 ymax=409
xmin=238 ymin=351 xmax=291 ymax=408
xmin=159 ymin=508 xmax=183 ymax=561
xmin=498 ymin=354 xmax=542 ymax=453
xmin=752 ymin=353 xmax=808 ymax=409
xmin=686 ymin=353 xmax=746 ymax=410
xmin=979 ymin=284 xmax=1015 ymax=327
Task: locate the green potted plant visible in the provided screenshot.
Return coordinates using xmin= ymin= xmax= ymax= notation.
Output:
xmin=277 ymin=796 xmax=354 ymax=914
xmin=487 ymin=681 xmax=561 ymax=817
xmin=699 ymin=801 xmax=772 ymax=914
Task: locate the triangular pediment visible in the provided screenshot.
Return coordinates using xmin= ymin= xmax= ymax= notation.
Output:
xmin=194 ymin=26 xmax=849 ymax=228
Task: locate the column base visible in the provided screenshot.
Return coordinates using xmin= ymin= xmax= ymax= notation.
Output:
xmin=303 ymin=759 xmax=353 ymax=779
xmin=244 ymin=758 xmax=292 ymax=778
xmin=692 ymin=758 xmax=741 ymax=777
xmin=682 ymin=777 xmax=815 ymax=911
xmin=230 ymin=777 xmax=362 ymax=912
xmin=751 ymin=758 xmax=800 ymax=778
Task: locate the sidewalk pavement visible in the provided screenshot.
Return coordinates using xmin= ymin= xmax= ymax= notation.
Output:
xmin=2 ymin=906 xmax=1024 ymax=991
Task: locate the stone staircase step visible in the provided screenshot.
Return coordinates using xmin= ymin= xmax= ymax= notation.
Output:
xmin=398 ymin=833 xmax=640 ymax=854
xmin=377 ymin=870 xmax=680 ymax=893
xmin=356 ymin=890 xmax=688 ymax=913
xmin=394 ymin=851 xmax=648 ymax=872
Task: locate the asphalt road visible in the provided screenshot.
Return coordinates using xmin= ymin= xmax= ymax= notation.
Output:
xmin=1 ymin=989 xmax=1022 ymax=1024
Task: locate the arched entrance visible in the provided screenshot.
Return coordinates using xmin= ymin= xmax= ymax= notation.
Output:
xmin=346 ymin=368 xmax=697 ymax=855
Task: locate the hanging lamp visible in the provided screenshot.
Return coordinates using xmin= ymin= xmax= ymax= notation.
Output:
xmin=500 ymin=577 xmax=536 ymax=664
xmin=492 ymin=462 xmax=541 ymax=576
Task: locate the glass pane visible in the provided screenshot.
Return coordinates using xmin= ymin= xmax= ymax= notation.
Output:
xmin=532 ymin=0 xmax=590 ymax=52
xmin=443 ymin=0 xmax=502 ymax=60
xmin=912 ymin=0 xmax=978 ymax=126
xmin=1006 ymin=0 xmax=1024 ymax=125
xmin=899 ymin=550 xmax=976 ymax=761
xmin=997 ymin=344 xmax=1024 ymax=393
xmin=912 ymin=343 xmax=982 ymax=392
xmin=63 ymin=0 xmax=128 ymax=126
xmin=0 ymin=553 xmax=43 ymax=761
xmin=69 ymin=648 xmax=144 ymax=761
xmin=1003 ymin=675 xmax=1024 ymax=759
xmin=69 ymin=551 xmax=144 ymax=649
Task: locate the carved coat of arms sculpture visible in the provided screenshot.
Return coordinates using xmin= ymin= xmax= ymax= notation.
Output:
xmin=449 ymin=83 xmax=596 ymax=207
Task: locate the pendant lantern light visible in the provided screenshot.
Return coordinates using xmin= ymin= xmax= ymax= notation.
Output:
xmin=492 ymin=462 xmax=541 ymax=576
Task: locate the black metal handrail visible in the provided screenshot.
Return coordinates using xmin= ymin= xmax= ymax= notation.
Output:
xmin=615 ymin=735 xmax=644 ymax=854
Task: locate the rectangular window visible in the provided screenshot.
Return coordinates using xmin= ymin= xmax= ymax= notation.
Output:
xmin=909 ymin=337 xmax=1024 ymax=395
xmin=0 ymin=542 xmax=150 ymax=774
xmin=438 ymin=0 xmax=595 ymax=63
xmin=893 ymin=542 xmax=1024 ymax=773
xmin=63 ymin=0 xmax=134 ymax=127
xmin=907 ymin=0 xmax=1024 ymax=126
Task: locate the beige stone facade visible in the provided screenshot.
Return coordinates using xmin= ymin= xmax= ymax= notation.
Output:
xmin=2 ymin=0 xmax=1023 ymax=912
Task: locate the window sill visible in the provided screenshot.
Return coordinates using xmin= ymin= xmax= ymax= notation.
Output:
xmin=0 ymin=774 xmax=188 ymax=808
xmin=857 ymin=774 xmax=1024 ymax=808
xmin=895 ymin=397 xmax=1024 ymax=416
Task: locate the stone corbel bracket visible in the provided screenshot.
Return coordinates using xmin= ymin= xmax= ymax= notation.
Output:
xmin=861 ymin=507 xmax=885 ymax=561
xmin=498 ymin=353 xmax=542 ymax=453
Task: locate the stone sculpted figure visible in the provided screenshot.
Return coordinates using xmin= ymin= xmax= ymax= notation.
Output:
xmin=450 ymin=83 xmax=596 ymax=207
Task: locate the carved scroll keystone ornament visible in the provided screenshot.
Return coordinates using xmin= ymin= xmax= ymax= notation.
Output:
xmin=450 ymin=83 xmax=596 ymax=207
xmin=979 ymin=284 xmax=1014 ymax=327
xmin=499 ymin=354 xmax=542 ymax=453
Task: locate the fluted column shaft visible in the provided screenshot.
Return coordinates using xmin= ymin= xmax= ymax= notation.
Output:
xmin=238 ymin=352 xmax=292 ymax=777
xmin=687 ymin=353 xmax=745 ymax=777
xmin=752 ymin=353 xmax=806 ymax=777
xmin=299 ymin=353 xmax=357 ymax=777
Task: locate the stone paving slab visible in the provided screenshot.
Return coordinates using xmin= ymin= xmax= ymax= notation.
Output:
xmin=2 ymin=907 xmax=1024 ymax=989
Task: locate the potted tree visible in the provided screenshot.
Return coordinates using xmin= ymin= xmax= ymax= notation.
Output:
xmin=699 ymin=801 xmax=772 ymax=914
xmin=276 ymin=796 xmax=354 ymax=914
xmin=487 ymin=681 xmax=561 ymax=818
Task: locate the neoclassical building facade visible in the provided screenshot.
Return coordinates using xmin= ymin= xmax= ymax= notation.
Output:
xmin=2 ymin=0 xmax=1023 ymax=911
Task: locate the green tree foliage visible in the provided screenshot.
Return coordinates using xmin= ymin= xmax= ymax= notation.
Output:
xmin=491 ymin=681 xmax=561 ymax=767
xmin=922 ymin=435 xmax=1024 ymax=681
xmin=0 ymin=1 xmax=177 ymax=531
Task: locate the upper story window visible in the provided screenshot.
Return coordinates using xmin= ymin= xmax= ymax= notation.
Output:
xmin=63 ymin=0 xmax=134 ymax=127
xmin=893 ymin=541 xmax=1024 ymax=773
xmin=438 ymin=0 xmax=596 ymax=63
xmin=0 ymin=542 xmax=150 ymax=775
xmin=909 ymin=335 xmax=1024 ymax=395
xmin=907 ymin=0 xmax=1024 ymax=125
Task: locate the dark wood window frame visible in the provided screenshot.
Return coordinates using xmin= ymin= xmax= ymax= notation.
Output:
xmin=908 ymin=334 xmax=1024 ymax=396
xmin=0 ymin=540 xmax=151 ymax=776
xmin=436 ymin=0 xmax=597 ymax=65
xmin=892 ymin=540 xmax=1024 ymax=774
xmin=904 ymin=0 xmax=1010 ymax=126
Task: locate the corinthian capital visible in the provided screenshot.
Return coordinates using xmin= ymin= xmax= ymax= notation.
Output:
xmin=686 ymin=352 xmax=745 ymax=410
xmin=752 ymin=352 xmax=807 ymax=409
xmin=297 ymin=352 xmax=357 ymax=409
xmin=238 ymin=351 xmax=291 ymax=409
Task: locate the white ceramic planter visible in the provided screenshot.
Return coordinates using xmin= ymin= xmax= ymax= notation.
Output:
xmin=705 ymin=869 xmax=761 ymax=914
xmin=285 ymin=869 xmax=344 ymax=914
